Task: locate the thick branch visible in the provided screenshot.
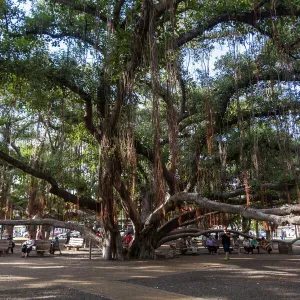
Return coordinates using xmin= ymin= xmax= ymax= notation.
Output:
xmin=0 ymin=150 xmax=99 ymax=211
xmin=53 ymin=74 xmax=101 ymax=142
xmin=145 ymin=192 xmax=300 ymax=229
xmin=113 ymin=0 xmax=126 ymax=28
xmin=155 ymin=0 xmax=184 ymax=19
xmin=50 ymin=0 xmax=107 ymax=23
xmin=209 ymin=183 xmax=295 ymax=201
xmin=156 ymin=228 xmax=264 ymax=247
xmin=154 ymin=210 xmax=197 ymax=243
xmin=134 ymin=138 xmax=175 ymax=193
xmin=114 ymin=181 xmax=140 ymax=229
xmin=24 ymin=28 xmax=101 ymax=52
xmin=0 ymin=218 xmax=101 ymax=243
xmin=175 ymin=7 xmax=300 ymax=49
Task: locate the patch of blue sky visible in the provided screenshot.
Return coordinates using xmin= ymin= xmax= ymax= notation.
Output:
xmin=183 ymin=31 xmax=267 ymax=82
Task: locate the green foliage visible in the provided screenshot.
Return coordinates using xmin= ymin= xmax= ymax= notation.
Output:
xmin=0 ymin=0 xmax=299 ymax=222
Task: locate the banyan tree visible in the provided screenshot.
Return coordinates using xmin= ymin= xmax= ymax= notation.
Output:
xmin=0 ymin=0 xmax=300 ymax=259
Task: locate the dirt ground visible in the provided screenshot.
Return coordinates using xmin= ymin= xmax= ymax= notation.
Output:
xmin=0 ymin=245 xmax=300 ymax=300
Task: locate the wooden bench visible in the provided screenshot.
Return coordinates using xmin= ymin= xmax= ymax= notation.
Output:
xmin=65 ymin=237 xmax=84 ymax=251
xmin=271 ymin=238 xmax=300 ymax=254
xmin=0 ymin=240 xmax=12 ymax=256
xmin=34 ymin=240 xmax=51 ymax=256
xmin=175 ymin=238 xmax=198 ymax=255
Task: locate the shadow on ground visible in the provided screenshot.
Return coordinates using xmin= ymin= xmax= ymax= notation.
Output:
xmin=123 ymin=256 xmax=300 ymax=300
xmin=0 ymin=286 xmax=110 ymax=300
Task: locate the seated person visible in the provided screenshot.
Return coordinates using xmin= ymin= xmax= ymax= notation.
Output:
xmin=243 ymin=238 xmax=253 ymax=254
xmin=206 ymin=235 xmax=218 ymax=254
xmin=21 ymin=235 xmax=35 ymax=258
xmin=260 ymin=237 xmax=272 ymax=254
xmin=6 ymin=235 xmax=15 ymax=253
xmin=250 ymin=237 xmax=259 ymax=253
xmin=50 ymin=237 xmax=62 ymax=254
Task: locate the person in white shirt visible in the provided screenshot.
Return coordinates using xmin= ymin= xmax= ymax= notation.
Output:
xmin=243 ymin=238 xmax=252 ymax=254
xmin=21 ymin=235 xmax=35 ymax=258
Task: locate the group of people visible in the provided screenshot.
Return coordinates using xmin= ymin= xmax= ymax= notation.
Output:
xmin=206 ymin=227 xmax=273 ymax=261
xmin=242 ymin=237 xmax=260 ymax=254
xmin=243 ymin=236 xmax=272 ymax=254
xmin=204 ymin=229 xmax=232 ymax=260
xmin=21 ymin=228 xmax=62 ymax=257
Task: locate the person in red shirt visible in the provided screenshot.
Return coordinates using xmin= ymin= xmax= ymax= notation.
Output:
xmin=125 ymin=234 xmax=132 ymax=244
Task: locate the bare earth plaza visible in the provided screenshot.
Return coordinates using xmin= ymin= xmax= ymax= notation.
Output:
xmin=1 ymin=241 xmax=300 ymax=300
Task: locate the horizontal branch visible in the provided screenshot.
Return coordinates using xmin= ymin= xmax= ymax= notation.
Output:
xmin=156 ymin=228 xmax=253 ymax=247
xmin=24 ymin=28 xmax=101 ymax=52
xmin=175 ymin=6 xmax=300 ymax=49
xmin=145 ymin=192 xmax=300 ymax=229
xmin=0 ymin=218 xmax=101 ymax=242
xmin=50 ymin=0 xmax=107 ymax=23
xmin=0 ymin=150 xmax=100 ymax=211
xmin=209 ymin=183 xmax=295 ymax=201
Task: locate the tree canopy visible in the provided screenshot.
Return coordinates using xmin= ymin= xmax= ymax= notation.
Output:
xmin=0 ymin=0 xmax=299 ymax=259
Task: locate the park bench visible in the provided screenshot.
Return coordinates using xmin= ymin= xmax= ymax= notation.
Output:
xmin=277 ymin=242 xmax=293 ymax=254
xmin=33 ymin=240 xmax=51 ymax=256
xmin=0 ymin=240 xmax=13 ymax=256
xmin=271 ymin=238 xmax=300 ymax=254
xmin=65 ymin=237 xmax=84 ymax=251
xmin=175 ymin=238 xmax=198 ymax=255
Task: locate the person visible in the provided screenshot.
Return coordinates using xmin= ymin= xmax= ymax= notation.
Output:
xmin=250 ymin=237 xmax=259 ymax=253
xmin=2 ymin=229 xmax=9 ymax=239
xmin=221 ymin=227 xmax=231 ymax=261
xmin=6 ymin=235 xmax=15 ymax=253
xmin=125 ymin=225 xmax=133 ymax=236
xmin=21 ymin=235 xmax=35 ymax=258
xmin=125 ymin=233 xmax=133 ymax=245
xmin=36 ymin=229 xmax=43 ymax=240
xmin=65 ymin=230 xmax=71 ymax=245
xmin=243 ymin=238 xmax=252 ymax=254
xmin=206 ymin=235 xmax=218 ymax=254
xmin=50 ymin=237 xmax=62 ymax=255
xmin=260 ymin=237 xmax=272 ymax=254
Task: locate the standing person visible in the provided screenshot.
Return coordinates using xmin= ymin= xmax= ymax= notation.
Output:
xmin=36 ymin=229 xmax=43 ymax=240
xmin=65 ymin=230 xmax=71 ymax=245
xmin=221 ymin=227 xmax=231 ymax=261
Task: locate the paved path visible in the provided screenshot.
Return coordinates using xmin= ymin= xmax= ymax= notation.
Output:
xmin=0 ymin=247 xmax=300 ymax=300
